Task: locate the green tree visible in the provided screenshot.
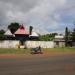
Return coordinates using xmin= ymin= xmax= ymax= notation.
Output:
xmin=65 ymin=27 xmax=69 ymax=47
xmin=39 ymin=33 xmax=57 ymax=41
xmin=8 ymin=22 xmax=20 ymax=34
xmin=0 ymin=29 xmax=5 ymax=35
xmin=71 ymin=24 xmax=75 ymax=42
xmin=0 ymin=29 xmax=5 ymax=40
xmin=29 ymin=26 xmax=33 ymax=35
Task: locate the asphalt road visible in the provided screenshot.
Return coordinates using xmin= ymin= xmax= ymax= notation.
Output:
xmin=0 ymin=55 xmax=75 ymax=75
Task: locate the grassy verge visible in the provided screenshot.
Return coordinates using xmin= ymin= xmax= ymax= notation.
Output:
xmin=43 ymin=47 xmax=75 ymax=52
xmin=0 ymin=48 xmax=30 ymax=54
xmin=0 ymin=47 xmax=75 ymax=54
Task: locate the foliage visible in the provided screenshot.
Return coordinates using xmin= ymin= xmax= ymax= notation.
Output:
xmin=29 ymin=26 xmax=33 ymax=34
xmin=0 ymin=29 xmax=5 ymax=35
xmin=8 ymin=22 xmax=20 ymax=34
xmin=39 ymin=33 xmax=57 ymax=41
xmin=65 ymin=27 xmax=69 ymax=47
xmin=71 ymin=25 xmax=75 ymax=42
xmin=0 ymin=29 xmax=5 ymax=40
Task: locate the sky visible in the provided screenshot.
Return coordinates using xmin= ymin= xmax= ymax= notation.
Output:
xmin=0 ymin=0 xmax=75 ymax=34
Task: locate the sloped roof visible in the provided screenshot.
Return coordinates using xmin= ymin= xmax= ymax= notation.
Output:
xmin=55 ymin=35 xmax=64 ymax=39
xmin=29 ymin=31 xmax=39 ymax=37
xmin=15 ymin=25 xmax=29 ymax=35
xmin=4 ymin=29 xmax=13 ymax=36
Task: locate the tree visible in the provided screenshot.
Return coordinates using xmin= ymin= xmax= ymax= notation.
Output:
xmin=71 ymin=24 xmax=75 ymax=42
xmin=0 ymin=29 xmax=5 ymax=40
xmin=65 ymin=27 xmax=69 ymax=47
xmin=8 ymin=22 xmax=20 ymax=34
xmin=39 ymin=33 xmax=57 ymax=41
xmin=29 ymin=26 xmax=33 ymax=35
xmin=0 ymin=29 xmax=5 ymax=35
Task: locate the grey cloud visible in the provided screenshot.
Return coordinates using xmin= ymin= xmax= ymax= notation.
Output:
xmin=0 ymin=0 xmax=39 ymax=12
xmin=0 ymin=0 xmax=75 ymax=34
xmin=0 ymin=0 xmax=39 ymax=28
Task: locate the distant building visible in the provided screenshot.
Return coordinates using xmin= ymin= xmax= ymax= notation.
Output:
xmin=54 ymin=35 xmax=65 ymax=47
xmin=4 ymin=29 xmax=15 ymax=40
xmin=29 ymin=31 xmax=39 ymax=40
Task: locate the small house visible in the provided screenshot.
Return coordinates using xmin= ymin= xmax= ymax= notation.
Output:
xmin=29 ymin=31 xmax=39 ymax=40
xmin=4 ymin=29 xmax=15 ymax=40
xmin=54 ymin=35 xmax=65 ymax=47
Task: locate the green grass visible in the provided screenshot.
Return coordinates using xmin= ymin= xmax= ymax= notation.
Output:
xmin=43 ymin=47 xmax=75 ymax=52
xmin=0 ymin=47 xmax=75 ymax=54
xmin=0 ymin=48 xmax=30 ymax=54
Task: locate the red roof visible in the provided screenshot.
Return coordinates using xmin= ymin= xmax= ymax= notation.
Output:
xmin=15 ymin=25 xmax=29 ymax=35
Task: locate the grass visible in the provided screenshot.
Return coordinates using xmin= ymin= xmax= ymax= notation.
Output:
xmin=0 ymin=47 xmax=75 ymax=54
xmin=43 ymin=47 xmax=75 ymax=53
xmin=0 ymin=48 xmax=30 ymax=54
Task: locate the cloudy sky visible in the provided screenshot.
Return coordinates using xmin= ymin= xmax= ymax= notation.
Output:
xmin=0 ymin=0 xmax=75 ymax=34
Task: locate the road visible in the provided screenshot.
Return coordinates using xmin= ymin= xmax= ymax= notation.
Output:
xmin=0 ymin=55 xmax=75 ymax=75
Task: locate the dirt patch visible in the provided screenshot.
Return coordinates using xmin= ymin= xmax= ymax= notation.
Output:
xmin=0 ymin=52 xmax=75 ymax=59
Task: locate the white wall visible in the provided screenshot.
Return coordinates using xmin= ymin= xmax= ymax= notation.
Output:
xmin=25 ymin=41 xmax=54 ymax=48
xmin=0 ymin=40 xmax=55 ymax=48
xmin=0 ymin=40 xmax=19 ymax=48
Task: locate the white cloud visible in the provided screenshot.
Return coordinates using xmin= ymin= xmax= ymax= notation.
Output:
xmin=0 ymin=0 xmax=75 ymax=34
xmin=24 ymin=0 xmax=67 ymax=34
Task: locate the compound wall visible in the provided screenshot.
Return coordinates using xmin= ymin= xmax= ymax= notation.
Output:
xmin=25 ymin=41 xmax=54 ymax=48
xmin=0 ymin=40 xmax=19 ymax=48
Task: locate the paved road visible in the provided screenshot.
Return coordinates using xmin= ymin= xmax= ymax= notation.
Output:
xmin=0 ymin=55 xmax=75 ymax=75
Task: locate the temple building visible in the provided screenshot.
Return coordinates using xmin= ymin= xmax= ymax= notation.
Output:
xmin=14 ymin=25 xmax=29 ymax=41
xmin=14 ymin=25 xmax=29 ymax=45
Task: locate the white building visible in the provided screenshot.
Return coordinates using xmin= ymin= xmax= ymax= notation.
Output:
xmin=54 ymin=35 xmax=65 ymax=47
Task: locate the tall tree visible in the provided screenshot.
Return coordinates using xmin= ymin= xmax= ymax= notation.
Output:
xmin=65 ymin=27 xmax=69 ymax=47
xmin=71 ymin=24 xmax=75 ymax=42
xmin=29 ymin=26 xmax=33 ymax=35
xmin=8 ymin=22 xmax=20 ymax=34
